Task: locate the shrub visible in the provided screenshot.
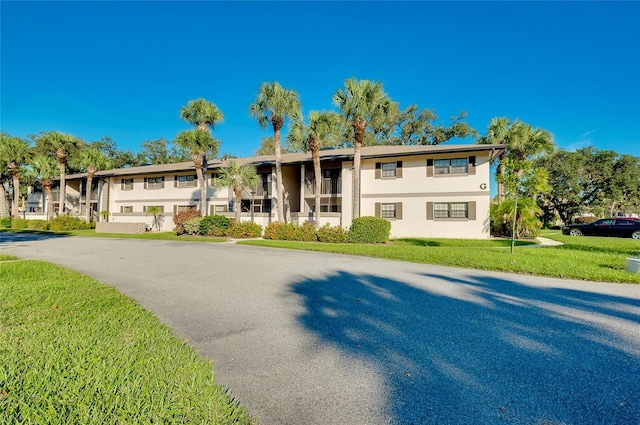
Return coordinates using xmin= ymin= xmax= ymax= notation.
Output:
xmin=49 ymin=215 xmax=93 ymax=231
xmin=183 ymin=217 xmax=204 ymax=235
xmin=26 ymin=220 xmax=50 ymax=231
xmin=173 ymin=209 xmax=202 ymax=235
xmin=226 ymin=221 xmax=262 ymax=238
xmin=264 ymin=221 xmax=316 ymax=241
xmin=316 ymin=224 xmax=348 ymax=243
xmin=10 ymin=219 xmax=28 ymax=230
xmin=347 ymin=216 xmax=391 ymax=244
xmin=1 ymin=218 xmax=11 ymax=228
xmin=200 ymin=215 xmax=232 ymax=237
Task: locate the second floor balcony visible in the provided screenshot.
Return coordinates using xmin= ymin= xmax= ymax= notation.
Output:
xmin=305 ymin=178 xmax=342 ymax=195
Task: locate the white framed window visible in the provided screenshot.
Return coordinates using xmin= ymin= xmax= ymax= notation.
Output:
xmin=381 ymin=162 xmax=397 ymax=178
xmin=120 ymin=206 xmax=133 ymax=213
xmin=177 ymin=175 xmax=196 ymax=188
xmin=175 ymin=205 xmax=196 ymax=214
xmin=121 ymin=178 xmax=133 ymax=191
xmin=434 ymin=202 xmax=469 ymax=218
xmin=146 ymin=177 xmax=164 ymax=190
xmin=434 ymin=158 xmax=468 ymax=175
xmin=381 ymin=203 xmax=397 ymax=218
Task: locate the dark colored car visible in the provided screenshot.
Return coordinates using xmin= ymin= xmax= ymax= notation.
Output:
xmin=563 ymin=218 xmax=640 ymax=239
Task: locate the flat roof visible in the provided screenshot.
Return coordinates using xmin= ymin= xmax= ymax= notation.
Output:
xmin=66 ymin=143 xmax=506 ymax=179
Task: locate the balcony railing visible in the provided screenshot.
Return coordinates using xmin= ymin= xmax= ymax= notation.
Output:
xmin=306 ymin=178 xmax=341 ymax=195
xmin=254 ymin=185 xmax=272 ymax=197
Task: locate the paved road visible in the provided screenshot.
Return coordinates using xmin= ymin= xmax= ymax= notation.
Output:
xmin=2 ymin=233 xmax=640 ymax=425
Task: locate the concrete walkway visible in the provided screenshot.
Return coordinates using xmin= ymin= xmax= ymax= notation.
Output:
xmin=1 ymin=233 xmax=638 ymax=425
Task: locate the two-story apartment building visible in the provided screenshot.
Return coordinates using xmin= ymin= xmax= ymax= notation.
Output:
xmin=28 ymin=143 xmax=505 ymax=238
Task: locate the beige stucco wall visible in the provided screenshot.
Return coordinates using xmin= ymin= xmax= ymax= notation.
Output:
xmin=359 ymin=152 xmax=492 ymax=239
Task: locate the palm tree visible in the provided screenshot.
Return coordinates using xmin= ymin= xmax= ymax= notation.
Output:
xmin=214 ymin=160 xmax=259 ymax=223
xmin=288 ymin=111 xmax=343 ymax=228
xmin=174 ymin=129 xmax=220 ymax=214
xmin=145 ymin=205 xmax=163 ymax=231
xmin=478 ymin=117 xmax=554 ymax=202
xmin=180 ymin=98 xmax=224 ymax=134
xmin=249 ymin=82 xmax=301 ymax=222
xmin=179 ymin=99 xmax=224 ymax=214
xmin=333 ymin=79 xmax=392 ymax=219
xmin=28 ymin=154 xmax=58 ymax=221
xmin=76 ymin=147 xmax=110 ymax=222
xmin=0 ymin=133 xmax=31 ymax=217
xmin=35 ymin=131 xmax=82 ymax=214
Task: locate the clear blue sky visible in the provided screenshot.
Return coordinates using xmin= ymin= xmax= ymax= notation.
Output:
xmin=2 ymin=1 xmax=639 ymax=158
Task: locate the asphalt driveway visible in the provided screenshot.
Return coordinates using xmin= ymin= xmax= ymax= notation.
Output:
xmin=2 ymin=233 xmax=639 ymax=424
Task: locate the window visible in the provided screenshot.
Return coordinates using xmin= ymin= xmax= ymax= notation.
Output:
xmin=120 ymin=206 xmax=133 ymax=213
xmin=381 ymin=162 xmax=397 ymax=178
xmin=381 ymin=203 xmax=397 ymax=218
xmin=143 ymin=206 xmax=164 ymax=213
xmin=175 ymin=205 xmax=196 ymax=214
xmin=432 ymin=202 xmax=470 ymax=219
xmin=375 ymin=202 xmax=402 ymax=219
xmin=214 ymin=205 xmax=227 ymax=213
xmin=122 ymin=178 xmax=133 ymax=191
xmin=434 ymin=158 xmax=468 ymax=175
xmin=376 ymin=161 xmax=403 ymax=179
xmin=146 ymin=177 xmax=164 ymax=190
xmin=177 ymin=175 xmax=196 ymax=188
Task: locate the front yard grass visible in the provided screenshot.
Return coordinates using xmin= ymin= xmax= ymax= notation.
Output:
xmin=239 ymin=234 xmax=640 ymax=283
xmin=0 ymin=228 xmax=227 ymax=242
xmin=0 ymin=259 xmax=255 ymax=424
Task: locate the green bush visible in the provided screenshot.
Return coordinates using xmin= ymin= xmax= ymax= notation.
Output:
xmin=226 ymin=221 xmax=262 ymax=238
xmin=316 ymin=224 xmax=348 ymax=243
xmin=49 ymin=215 xmax=93 ymax=231
xmin=10 ymin=219 xmax=29 ymax=229
xmin=347 ymin=216 xmax=391 ymax=244
xmin=26 ymin=220 xmax=50 ymax=231
xmin=264 ymin=221 xmax=316 ymax=241
xmin=173 ymin=209 xmax=202 ymax=235
xmin=1 ymin=217 xmax=11 ymax=228
xmin=200 ymin=215 xmax=232 ymax=237
xmin=183 ymin=217 xmax=204 ymax=235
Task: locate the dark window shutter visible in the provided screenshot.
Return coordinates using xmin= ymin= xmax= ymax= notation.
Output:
xmin=144 ymin=177 xmax=148 ymax=189
xmin=174 ymin=175 xmax=178 ymax=188
xmin=396 ymin=161 xmax=403 ymax=178
xmin=426 ymin=202 xmax=434 ymax=220
xmin=193 ymin=174 xmax=198 ymax=187
xmin=121 ymin=179 xmax=124 ymax=190
xmin=468 ymin=201 xmax=476 ymax=220
xmin=469 ymin=156 xmax=476 ymax=175
xmin=375 ymin=162 xmax=381 ymax=179
xmin=173 ymin=205 xmax=177 ymax=215
xmin=161 ymin=177 xmax=165 ymax=189
xmin=375 ymin=202 xmax=381 ymax=217
xmin=396 ymin=202 xmax=403 ymax=219
xmin=426 ymin=159 xmax=433 ymax=177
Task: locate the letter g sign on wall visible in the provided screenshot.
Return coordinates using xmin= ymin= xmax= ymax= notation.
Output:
xmin=480 ymin=183 xmax=487 ymax=190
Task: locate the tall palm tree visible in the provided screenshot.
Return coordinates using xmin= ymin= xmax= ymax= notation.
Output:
xmin=333 ymin=79 xmax=392 ymax=219
xmin=76 ymin=147 xmax=110 ymax=221
xmin=180 ymin=98 xmax=224 ymax=134
xmin=249 ymin=82 xmax=301 ymax=223
xmin=35 ymin=131 xmax=82 ymax=214
xmin=478 ymin=117 xmax=554 ymax=202
xmin=175 ymin=129 xmax=220 ymax=214
xmin=179 ymin=98 xmax=224 ymax=214
xmin=214 ymin=160 xmax=259 ymax=223
xmin=288 ymin=111 xmax=343 ymax=228
xmin=28 ymin=154 xmax=58 ymax=221
xmin=0 ymin=134 xmax=31 ymax=217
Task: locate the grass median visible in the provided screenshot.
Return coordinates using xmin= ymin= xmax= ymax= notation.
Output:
xmin=1 ymin=228 xmax=227 ymax=242
xmin=0 ymin=258 xmax=255 ymax=424
xmin=239 ymin=233 xmax=640 ymax=283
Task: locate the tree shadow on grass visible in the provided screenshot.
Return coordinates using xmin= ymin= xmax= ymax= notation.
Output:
xmin=291 ymin=271 xmax=640 ymax=424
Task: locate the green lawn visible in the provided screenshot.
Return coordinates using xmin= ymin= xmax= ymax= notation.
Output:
xmin=0 ymin=259 xmax=255 ymax=424
xmin=239 ymin=234 xmax=640 ymax=283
